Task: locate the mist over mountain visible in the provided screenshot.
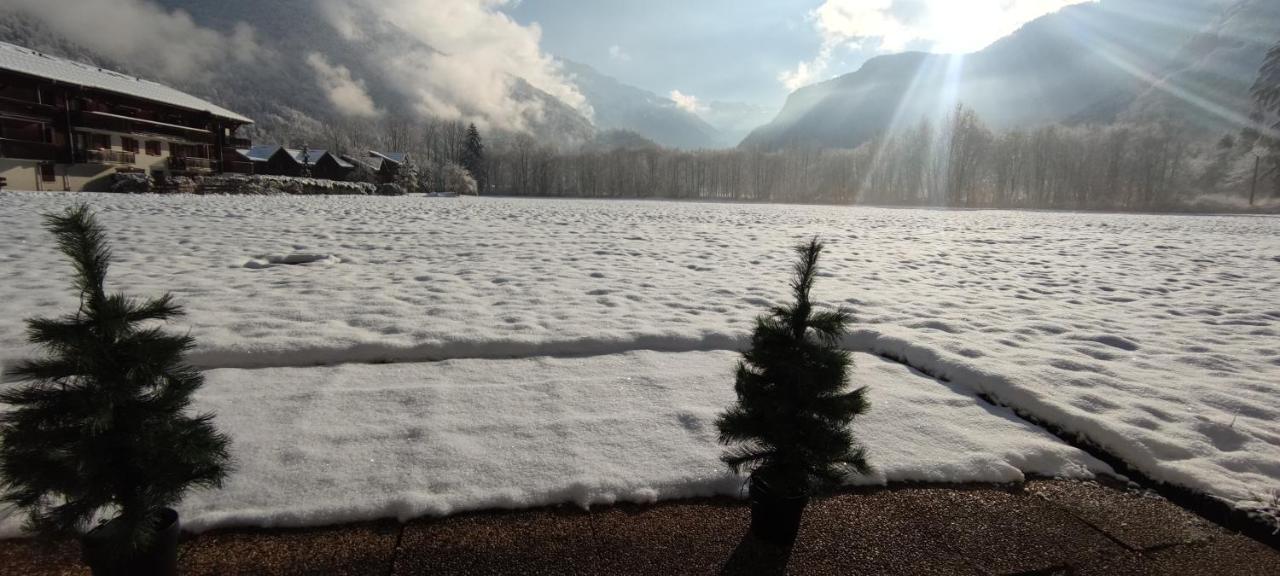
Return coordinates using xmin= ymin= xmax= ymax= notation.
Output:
xmin=0 ymin=0 xmax=787 ymax=152
xmin=700 ymin=101 xmax=777 ymax=148
xmin=742 ymin=0 xmax=1274 ymax=151
xmin=1 ymin=0 xmax=1272 ymax=157
xmin=558 ymin=60 xmax=719 ymax=150
xmin=0 ymin=0 xmax=598 ymax=148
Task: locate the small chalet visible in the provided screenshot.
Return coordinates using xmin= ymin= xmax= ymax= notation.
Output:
xmin=233 ymin=144 xmax=280 ymax=175
xmin=342 ymin=150 xmax=408 ymax=184
xmin=0 ymin=41 xmax=253 ymax=191
xmin=241 ymin=146 xmax=354 ymax=180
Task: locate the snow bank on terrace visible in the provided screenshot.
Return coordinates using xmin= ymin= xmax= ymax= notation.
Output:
xmin=0 ymin=351 xmax=1107 ymax=536
xmin=0 ymin=192 xmax=1275 ymax=512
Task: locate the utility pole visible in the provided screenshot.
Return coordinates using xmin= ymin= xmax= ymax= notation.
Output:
xmin=1250 ymin=154 xmax=1260 ymax=207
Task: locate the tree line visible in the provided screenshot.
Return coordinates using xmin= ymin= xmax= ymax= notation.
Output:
xmin=291 ymin=44 xmax=1280 ymax=210
xmin=477 ymin=105 xmax=1276 ymax=211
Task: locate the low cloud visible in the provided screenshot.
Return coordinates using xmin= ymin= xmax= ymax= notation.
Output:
xmin=327 ymin=0 xmax=589 ymax=133
xmin=669 ymin=90 xmax=705 ymax=114
xmin=306 ymin=53 xmax=382 ymax=118
xmin=781 ymin=0 xmax=1092 ymax=91
xmin=6 ymin=0 xmax=264 ymax=83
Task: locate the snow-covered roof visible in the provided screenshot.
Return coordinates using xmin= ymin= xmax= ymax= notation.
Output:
xmin=330 ymin=154 xmax=355 ymax=169
xmin=0 ymin=41 xmax=253 ymax=124
xmin=370 ymin=150 xmax=407 ymax=165
xmin=344 ymin=154 xmax=383 ymax=172
xmin=286 ymin=148 xmax=327 ymax=166
xmin=238 ymin=144 xmax=280 ymax=162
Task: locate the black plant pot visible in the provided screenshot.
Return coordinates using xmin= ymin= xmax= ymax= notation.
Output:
xmin=81 ymin=508 xmax=180 ymax=576
xmin=749 ymin=477 xmax=809 ymax=546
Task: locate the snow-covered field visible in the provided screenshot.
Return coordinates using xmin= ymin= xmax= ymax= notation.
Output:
xmin=173 ymin=351 xmax=1104 ymax=533
xmin=0 ymin=192 xmax=1276 ymax=533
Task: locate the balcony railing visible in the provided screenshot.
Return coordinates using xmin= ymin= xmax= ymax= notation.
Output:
xmin=73 ymin=111 xmax=212 ymax=141
xmin=0 ymin=138 xmax=59 ymax=162
xmin=81 ymin=148 xmax=136 ymax=165
xmin=0 ymin=96 xmax=56 ymax=121
xmin=170 ymin=156 xmax=217 ymax=172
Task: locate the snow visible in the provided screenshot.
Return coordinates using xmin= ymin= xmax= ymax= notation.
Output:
xmin=244 ymin=252 xmax=342 ymax=269
xmin=0 ymin=351 xmax=1107 ymax=536
xmin=0 ymin=41 xmax=251 ymax=123
xmin=0 ymin=192 xmax=1276 ymax=527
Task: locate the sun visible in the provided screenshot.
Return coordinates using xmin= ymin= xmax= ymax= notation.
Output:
xmin=929 ymin=2 xmax=1008 ymax=54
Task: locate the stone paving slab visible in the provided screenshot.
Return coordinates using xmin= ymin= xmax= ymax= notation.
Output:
xmin=787 ymin=490 xmax=980 ymax=576
xmin=1026 ymin=480 xmax=1217 ymax=552
xmin=392 ymin=507 xmax=597 ymax=576
xmin=916 ymin=486 xmax=1127 ymax=575
xmin=1 ymin=481 xmax=1277 ymax=575
xmin=178 ymin=520 xmax=399 ymax=576
xmin=1144 ymin=534 xmax=1280 ymax=576
xmin=0 ymin=538 xmax=86 ymax=576
xmin=584 ymin=501 xmax=752 ymax=576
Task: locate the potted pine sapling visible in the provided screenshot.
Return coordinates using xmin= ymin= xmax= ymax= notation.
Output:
xmin=715 ymin=237 xmax=870 ymax=546
xmin=0 ymin=204 xmax=230 ymax=576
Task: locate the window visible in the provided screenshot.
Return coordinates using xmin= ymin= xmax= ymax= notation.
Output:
xmin=121 ymin=137 xmax=139 ymax=153
xmin=145 ymin=141 xmax=162 ymax=156
xmin=91 ymin=133 xmax=111 ymax=150
xmin=40 ymin=163 xmax=55 ymax=182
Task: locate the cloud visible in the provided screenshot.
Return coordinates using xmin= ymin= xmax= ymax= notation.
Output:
xmin=781 ymin=0 xmax=1093 ymax=91
xmin=5 ymin=0 xmax=263 ymax=83
xmin=326 ymin=0 xmax=589 ymax=133
xmin=669 ymin=90 xmax=705 ymax=114
xmin=306 ymin=53 xmax=382 ymax=118
xmin=609 ymin=45 xmax=632 ymax=62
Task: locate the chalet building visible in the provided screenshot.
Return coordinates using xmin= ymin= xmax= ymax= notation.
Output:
xmin=313 ymin=152 xmax=354 ymax=181
xmin=233 ymin=144 xmax=280 ymax=175
xmin=0 ymin=41 xmax=253 ymax=191
xmin=238 ymin=146 xmax=354 ymax=180
xmin=261 ymin=147 xmax=311 ymax=178
xmin=343 ymin=150 xmax=408 ymax=184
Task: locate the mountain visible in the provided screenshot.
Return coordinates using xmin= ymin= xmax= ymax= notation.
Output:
xmin=560 ymin=60 xmax=720 ymax=149
xmin=700 ymin=100 xmax=777 ymax=148
xmin=741 ymin=0 xmax=1269 ymax=151
xmin=1122 ymin=0 xmax=1280 ymax=130
xmin=0 ymin=0 xmax=596 ymax=148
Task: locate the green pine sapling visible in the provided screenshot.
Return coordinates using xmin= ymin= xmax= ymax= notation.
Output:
xmin=716 ymin=237 xmax=870 ymax=497
xmin=0 ymin=204 xmax=230 ymax=552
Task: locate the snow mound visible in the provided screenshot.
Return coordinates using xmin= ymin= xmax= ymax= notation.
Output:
xmin=0 ymin=351 xmax=1108 ymax=536
xmin=244 ymin=253 xmax=341 ymax=269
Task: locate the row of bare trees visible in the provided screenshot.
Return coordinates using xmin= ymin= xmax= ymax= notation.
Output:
xmin=480 ymin=104 xmax=1273 ymax=210
xmin=274 ymin=84 xmax=1279 ymax=210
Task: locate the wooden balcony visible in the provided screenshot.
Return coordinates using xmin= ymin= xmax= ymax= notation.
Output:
xmin=73 ymin=110 xmax=212 ymax=141
xmin=0 ymin=96 xmax=56 ymax=121
xmin=170 ymin=156 xmax=217 ymax=172
xmin=0 ymin=138 xmax=59 ymax=162
xmin=80 ymin=148 xmax=136 ymax=165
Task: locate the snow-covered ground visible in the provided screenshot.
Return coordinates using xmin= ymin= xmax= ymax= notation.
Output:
xmin=182 ymin=352 xmax=1106 ymax=533
xmin=0 ymin=192 xmax=1276 ymax=530
xmin=0 ymin=351 xmax=1106 ymax=536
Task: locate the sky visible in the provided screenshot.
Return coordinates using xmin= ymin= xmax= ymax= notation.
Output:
xmin=3 ymin=0 xmax=1092 ymax=133
xmin=507 ymin=0 xmax=1094 ymax=109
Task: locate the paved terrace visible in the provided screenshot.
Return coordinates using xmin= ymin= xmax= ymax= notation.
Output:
xmin=3 ymin=479 xmax=1278 ymax=575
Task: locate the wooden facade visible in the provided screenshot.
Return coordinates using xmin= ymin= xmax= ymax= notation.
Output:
xmin=0 ymin=47 xmax=252 ymax=191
